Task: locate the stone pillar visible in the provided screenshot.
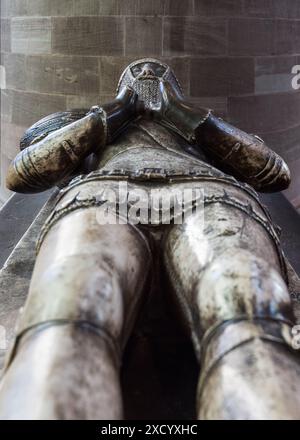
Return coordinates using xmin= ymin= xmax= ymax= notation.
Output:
xmin=1 ymin=0 xmax=300 ymax=209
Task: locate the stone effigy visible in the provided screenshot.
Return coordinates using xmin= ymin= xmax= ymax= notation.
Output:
xmin=0 ymin=59 xmax=300 ymax=419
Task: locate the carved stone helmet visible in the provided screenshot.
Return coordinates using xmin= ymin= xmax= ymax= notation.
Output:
xmin=116 ymin=58 xmax=184 ymax=110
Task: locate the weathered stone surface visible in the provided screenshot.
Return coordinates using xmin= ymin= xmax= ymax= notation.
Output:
xmin=52 ymin=17 xmax=124 ymax=56
xmin=72 ymin=0 xmax=100 ymax=16
xmin=261 ymin=124 xmax=300 ymax=162
xmin=25 ymin=0 xmax=74 ymax=16
xmin=229 ymin=18 xmax=300 ymax=56
xmin=258 ymin=125 xmax=300 ymax=208
xmin=260 ymin=193 xmax=300 ymax=276
xmin=167 ymin=57 xmax=190 ymax=95
xmin=229 ymin=18 xmax=276 ymax=56
xmin=1 ymin=0 xmax=195 ymax=17
xmin=0 ymin=90 xmax=13 ymax=123
xmin=161 ymin=0 xmax=194 ymax=16
xmin=1 ymin=19 xmax=11 ymax=53
xmin=163 ymin=17 xmax=227 ymax=56
xmin=244 ymin=0 xmax=300 ymax=19
xmin=99 ymin=56 xmax=138 ymax=94
xmin=0 ymin=53 xmax=26 ymax=91
xmin=66 ymin=94 xmax=102 ymax=110
xmin=283 ymin=158 xmax=300 ymax=208
xmin=97 ymin=0 xmax=194 ymax=16
xmin=25 ymin=55 xmax=99 ymax=96
xmin=125 ymin=17 xmax=162 ymax=56
xmin=194 ymin=0 xmax=300 ymax=19
xmin=243 ymin=0 xmax=275 ymax=17
xmin=0 ymin=153 xmax=12 ymax=202
xmin=1 ymin=0 xmax=96 ymax=16
xmin=228 ymin=91 xmax=300 ymax=133
xmin=0 ymin=191 xmax=53 ymax=269
xmin=188 ymin=97 xmax=228 ymax=119
xmin=103 ymin=0 xmax=164 ymax=15
xmin=190 ymin=57 xmax=254 ymax=97
xmin=0 ymin=122 xmax=27 ymax=160
xmin=0 ymin=0 xmax=27 ymax=17
xmin=1 ymin=0 xmax=103 ymax=16
xmin=98 ymin=94 xmax=116 ymax=105
xmin=11 ymin=18 xmax=51 ymax=54
xmin=194 ymin=0 xmax=243 ymax=16
xmin=275 ymin=20 xmax=300 ymax=55
xmin=66 ymin=93 xmax=115 ymax=109
xmin=0 ymin=192 xmax=56 ymax=372
xmin=0 ymin=66 xmax=5 ymax=91
xmin=27 ymin=0 xmax=99 ymax=16
xmin=11 ymin=90 xmax=66 ymax=127
xmin=255 ymin=55 xmax=298 ymax=94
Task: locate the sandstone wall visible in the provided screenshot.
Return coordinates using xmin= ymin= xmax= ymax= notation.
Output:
xmin=1 ymin=0 xmax=300 ymax=208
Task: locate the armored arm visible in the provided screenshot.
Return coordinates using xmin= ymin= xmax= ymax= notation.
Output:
xmin=7 ymin=87 xmax=137 ymax=193
xmin=159 ymin=82 xmax=290 ymax=192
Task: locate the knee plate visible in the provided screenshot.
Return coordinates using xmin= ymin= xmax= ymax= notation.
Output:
xmin=5 ymin=207 xmax=152 ymax=371
xmin=197 ymin=247 xmax=293 ymax=333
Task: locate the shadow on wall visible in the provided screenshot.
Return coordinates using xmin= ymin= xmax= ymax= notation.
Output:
xmin=1 ymin=0 xmax=300 ymax=208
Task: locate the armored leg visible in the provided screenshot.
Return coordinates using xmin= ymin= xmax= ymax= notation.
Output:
xmin=0 ymin=205 xmax=152 ymax=419
xmin=164 ymin=194 xmax=300 ymax=419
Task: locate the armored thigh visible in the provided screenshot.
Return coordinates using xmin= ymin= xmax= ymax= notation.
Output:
xmin=163 ymin=183 xmax=300 ymax=419
xmin=0 ymin=180 xmax=152 ymax=419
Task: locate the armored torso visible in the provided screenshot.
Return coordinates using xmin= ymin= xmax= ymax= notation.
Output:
xmin=93 ymin=120 xmax=229 ymax=181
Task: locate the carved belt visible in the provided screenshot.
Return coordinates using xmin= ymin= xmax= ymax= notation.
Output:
xmin=35 ymin=168 xmax=287 ymax=281
xmin=62 ymin=167 xmax=254 ymax=193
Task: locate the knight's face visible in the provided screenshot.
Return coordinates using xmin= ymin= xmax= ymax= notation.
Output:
xmin=131 ymin=61 xmax=167 ymax=79
xmin=117 ymin=58 xmax=183 ymax=110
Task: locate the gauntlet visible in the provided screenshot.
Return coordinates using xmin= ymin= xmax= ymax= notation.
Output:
xmin=156 ymin=81 xmax=291 ymax=192
xmin=6 ymin=87 xmax=138 ymax=193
